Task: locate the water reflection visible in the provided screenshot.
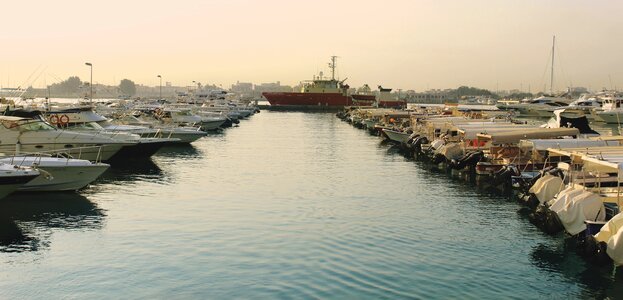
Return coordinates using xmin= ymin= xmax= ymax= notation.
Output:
xmin=0 ymin=192 xmax=104 ymax=253
xmin=530 ymin=242 xmax=623 ymax=299
xmin=96 ymin=158 xmax=164 ymax=183
xmin=155 ymin=144 xmax=202 ymax=159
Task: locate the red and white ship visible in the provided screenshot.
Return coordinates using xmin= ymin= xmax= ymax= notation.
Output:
xmin=262 ymin=56 xmax=357 ymax=109
xmin=262 ymin=56 xmax=405 ymax=109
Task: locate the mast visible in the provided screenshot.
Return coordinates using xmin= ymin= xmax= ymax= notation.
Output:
xmin=329 ymin=56 xmax=338 ymax=81
xmin=550 ymin=35 xmax=555 ymax=94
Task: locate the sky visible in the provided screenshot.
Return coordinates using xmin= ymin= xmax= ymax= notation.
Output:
xmin=2 ymin=0 xmax=622 ymax=92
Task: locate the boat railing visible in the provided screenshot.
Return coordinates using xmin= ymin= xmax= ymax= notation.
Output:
xmin=11 ymin=144 xmax=105 ymax=165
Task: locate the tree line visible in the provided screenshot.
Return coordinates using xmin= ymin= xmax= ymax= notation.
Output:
xmin=44 ymin=76 xmax=137 ymax=97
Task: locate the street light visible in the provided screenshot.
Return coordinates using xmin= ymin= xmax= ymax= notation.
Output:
xmin=85 ymin=62 xmax=93 ymax=105
xmin=157 ymin=75 xmax=162 ymax=100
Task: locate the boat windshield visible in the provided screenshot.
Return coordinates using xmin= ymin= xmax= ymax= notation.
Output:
xmin=18 ymin=120 xmax=57 ymax=131
xmin=69 ymin=122 xmax=105 ymax=130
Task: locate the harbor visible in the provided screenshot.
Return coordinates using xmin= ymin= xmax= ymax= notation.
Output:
xmin=2 ymin=109 xmax=623 ymax=298
xmin=3 ymin=0 xmax=623 ymax=298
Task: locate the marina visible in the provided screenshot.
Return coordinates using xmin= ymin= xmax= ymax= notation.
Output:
xmin=2 ymin=1 xmax=623 ymax=298
xmin=1 ymin=107 xmax=623 ymax=298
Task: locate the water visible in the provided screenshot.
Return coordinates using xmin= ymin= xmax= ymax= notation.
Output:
xmin=1 ymin=111 xmax=622 ymax=298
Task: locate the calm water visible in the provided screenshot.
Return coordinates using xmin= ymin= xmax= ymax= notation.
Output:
xmin=1 ymin=111 xmax=623 ymax=299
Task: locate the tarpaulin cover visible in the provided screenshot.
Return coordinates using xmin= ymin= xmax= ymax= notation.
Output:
xmin=550 ymin=190 xmax=604 ymax=235
xmin=529 ymin=174 xmax=565 ymax=204
xmin=595 ymin=213 xmax=623 ymax=265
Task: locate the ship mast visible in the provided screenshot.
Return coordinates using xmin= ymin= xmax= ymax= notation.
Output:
xmin=329 ymin=56 xmax=338 ymax=81
xmin=550 ymin=35 xmax=555 ymax=94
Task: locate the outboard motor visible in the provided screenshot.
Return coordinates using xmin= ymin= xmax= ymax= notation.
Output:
xmin=529 ymin=204 xmax=564 ymax=234
xmin=432 ymin=153 xmax=446 ymax=164
xmin=411 ymin=136 xmax=428 ymax=154
xmin=492 ymin=164 xmax=520 ymax=186
xmin=406 ymin=133 xmax=420 ymax=145
xmin=449 ymin=151 xmax=484 ymax=170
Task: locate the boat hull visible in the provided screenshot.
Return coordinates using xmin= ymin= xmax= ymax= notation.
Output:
xmin=262 ymin=92 xmax=352 ymax=109
xmin=382 ymin=129 xmax=411 ymax=144
xmin=9 ymin=163 xmax=109 ymax=192
xmin=0 ymin=173 xmax=39 ymax=199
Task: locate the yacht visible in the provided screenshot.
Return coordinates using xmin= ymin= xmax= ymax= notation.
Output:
xmin=160 ymin=108 xmax=226 ymax=131
xmin=0 ymin=115 xmax=133 ymax=161
xmin=0 ymin=162 xmax=40 ymax=199
xmin=44 ymin=107 xmax=177 ymax=159
xmin=109 ymin=114 xmax=207 ymax=144
xmin=496 ymin=96 xmax=569 ymax=117
xmin=590 ymin=92 xmax=623 ymax=124
xmin=0 ymin=156 xmax=109 ymax=192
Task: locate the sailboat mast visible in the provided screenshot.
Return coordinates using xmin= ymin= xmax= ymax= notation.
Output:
xmin=550 ymin=35 xmax=555 ymax=94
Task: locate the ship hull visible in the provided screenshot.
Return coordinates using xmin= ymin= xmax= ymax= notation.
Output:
xmin=378 ymin=100 xmax=406 ymax=108
xmin=262 ymin=92 xmax=353 ymax=109
xmin=352 ymin=94 xmax=376 ymax=106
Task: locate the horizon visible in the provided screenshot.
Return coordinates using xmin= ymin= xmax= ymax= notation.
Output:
xmin=2 ymin=0 xmax=622 ymax=92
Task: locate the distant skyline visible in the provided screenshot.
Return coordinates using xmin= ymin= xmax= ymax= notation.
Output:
xmin=2 ymin=0 xmax=622 ymax=93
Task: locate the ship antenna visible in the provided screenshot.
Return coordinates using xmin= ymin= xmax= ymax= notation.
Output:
xmin=328 ymin=56 xmax=338 ymax=81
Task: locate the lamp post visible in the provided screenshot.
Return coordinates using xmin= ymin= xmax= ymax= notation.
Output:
xmin=85 ymin=62 xmax=93 ymax=105
xmin=157 ymin=75 xmax=162 ymax=100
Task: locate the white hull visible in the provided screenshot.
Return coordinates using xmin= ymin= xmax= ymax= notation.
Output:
xmin=0 ymin=143 xmax=126 ymax=161
xmin=200 ymin=119 xmax=227 ymax=131
xmin=0 ymin=157 xmax=110 ymax=191
xmin=594 ymin=111 xmax=623 ymax=124
xmin=382 ymin=129 xmax=411 ymax=144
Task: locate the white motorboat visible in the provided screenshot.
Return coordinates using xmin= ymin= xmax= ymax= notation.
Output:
xmin=590 ymin=92 xmax=623 ymax=124
xmin=0 ymin=163 xmax=40 ymax=199
xmin=0 ymin=116 xmax=133 ymax=161
xmin=161 ymin=108 xmax=226 ymax=131
xmin=108 ymin=115 xmax=207 ymax=144
xmin=496 ymin=96 xmax=569 ymax=118
xmin=44 ymin=108 xmax=178 ymax=159
xmin=382 ymin=129 xmax=412 ymax=144
xmin=0 ymin=156 xmax=109 ymax=192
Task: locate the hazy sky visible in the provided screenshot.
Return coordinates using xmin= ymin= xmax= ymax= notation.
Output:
xmin=2 ymin=0 xmax=622 ymax=92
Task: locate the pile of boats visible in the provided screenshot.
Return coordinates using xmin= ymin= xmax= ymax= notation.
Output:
xmin=338 ymin=105 xmax=623 ymax=267
xmin=0 ymin=99 xmax=259 ymax=199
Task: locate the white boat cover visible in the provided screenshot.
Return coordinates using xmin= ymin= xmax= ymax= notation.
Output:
xmin=549 ymin=190 xmax=604 ymax=235
xmin=437 ymin=143 xmax=464 ymax=160
xmin=529 ymin=174 xmax=565 ymax=204
xmin=478 ymin=128 xmax=580 ymax=144
xmin=547 ymin=186 xmax=583 ymax=211
xmin=522 ymin=139 xmax=615 ymax=151
xmin=595 ymin=213 xmax=623 ymax=265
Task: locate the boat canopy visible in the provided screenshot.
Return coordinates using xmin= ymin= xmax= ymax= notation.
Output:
xmin=519 ymin=139 xmax=617 ymax=151
xmin=477 ymin=128 xmax=579 ymax=144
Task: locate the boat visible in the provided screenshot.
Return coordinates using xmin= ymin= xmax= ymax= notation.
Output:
xmin=262 ymin=56 xmax=354 ymax=109
xmin=351 ymin=84 xmax=377 ymax=106
xmin=106 ymin=115 xmax=207 ymax=144
xmin=0 ymin=115 xmax=132 ymax=161
xmin=496 ymin=96 xmax=569 ymax=117
xmin=590 ymin=92 xmax=623 ymax=123
xmin=376 ymin=86 xmax=406 ymax=108
xmin=42 ymin=107 xmax=176 ymax=159
xmin=382 ymin=128 xmax=413 ymax=144
xmin=0 ymin=162 xmax=39 ymax=199
xmin=0 ymin=156 xmax=109 ymax=192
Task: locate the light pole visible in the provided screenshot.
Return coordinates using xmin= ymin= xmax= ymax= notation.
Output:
xmin=85 ymin=62 xmax=93 ymax=105
xmin=157 ymin=75 xmax=162 ymax=100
